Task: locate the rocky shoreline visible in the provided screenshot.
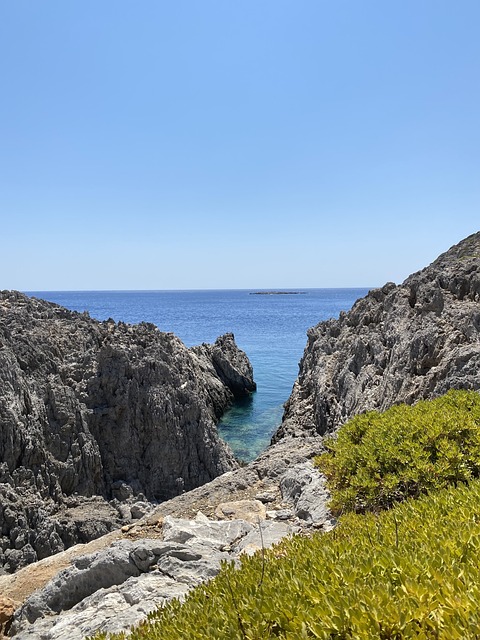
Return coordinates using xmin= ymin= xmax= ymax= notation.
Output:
xmin=0 ymin=292 xmax=255 ymax=575
xmin=1 ymin=232 xmax=480 ymax=638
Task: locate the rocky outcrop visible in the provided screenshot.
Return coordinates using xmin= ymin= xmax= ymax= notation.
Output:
xmin=8 ymin=514 xmax=297 ymax=640
xmin=192 ymin=333 xmax=256 ymax=403
xmin=275 ymin=232 xmax=480 ymax=440
xmin=0 ymin=291 xmax=255 ymax=572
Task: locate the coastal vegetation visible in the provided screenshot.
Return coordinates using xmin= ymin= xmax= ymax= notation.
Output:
xmin=316 ymin=389 xmax=480 ymax=514
xmin=91 ymin=390 xmax=480 ymax=639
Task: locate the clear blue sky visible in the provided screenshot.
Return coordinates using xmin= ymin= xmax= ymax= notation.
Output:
xmin=1 ymin=1 xmax=479 ymax=290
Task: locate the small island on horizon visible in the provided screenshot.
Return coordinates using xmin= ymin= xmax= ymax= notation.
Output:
xmin=249 ymin=291 xmax=307 ymax=295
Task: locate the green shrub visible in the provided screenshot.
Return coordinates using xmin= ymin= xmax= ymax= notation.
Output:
xmin=91 ymin=479 xmax=480 ymax=639
xmin=315 ymin=389 xmax=480 ymax=514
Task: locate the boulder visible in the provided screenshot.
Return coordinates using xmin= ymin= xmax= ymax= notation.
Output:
xmin=279 ymin=462 xmax=333 ymax=525
xmin=214 ymin=499 xmax=266 ymax=523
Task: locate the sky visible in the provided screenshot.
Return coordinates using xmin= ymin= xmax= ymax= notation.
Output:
xmin=1 ymin=1 xmax=479 ymax=291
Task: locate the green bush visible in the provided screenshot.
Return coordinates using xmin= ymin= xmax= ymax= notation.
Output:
xmin=91 ymin=479 xmax=480 ymax=639
xmin=315 ymin=389 xmax=480 ymax=514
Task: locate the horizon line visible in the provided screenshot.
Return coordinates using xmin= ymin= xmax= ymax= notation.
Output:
xmin=21 ymin=286 xmax=376 ymax=294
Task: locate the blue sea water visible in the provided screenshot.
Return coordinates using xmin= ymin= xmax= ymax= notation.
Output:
xmin=26 ymin=289 xmax=369 ymax=461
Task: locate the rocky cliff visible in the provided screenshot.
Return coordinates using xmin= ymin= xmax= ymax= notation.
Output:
xmin=275 ymin=232 xmax=480 ymax=441
xmin=0 ymin=291 xmax=255 ymax=572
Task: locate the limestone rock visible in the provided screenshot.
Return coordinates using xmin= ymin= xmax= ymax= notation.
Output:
xmin=142 ymin=435 xmax=326 ymax=523
xmin=130 ymin=502 xmax=151 ymax=520
xmin=265 ymin=508 xmax=295 ymax=521
xmin=0 ymin=596 xmax=16 ymax=636
xmin=255 ymin=489 xmax=278 ymax=503
xmin=236 ymin=521 xmax=296 ymax=556
xmin=214 ymin=499 xmax=266 ymax=523
xmin=192 ymin=333 xmax=256 ymax=403
xmin=11 ymin=574 xmax=190 ymax=640
xmin=162 ymin=513 xmax=253 ymax=549
xmin=0 ymin=291 xmax=255 ymax=571
xmin=9 ymin=512 xmax=287 ymax=639
xmin=274 ymin=232 xmax=480 ymax=440
xmin=10 ymin=536 xmax=223 ymax=637
xmin=279 ymin=462 xmax=333 ymax=525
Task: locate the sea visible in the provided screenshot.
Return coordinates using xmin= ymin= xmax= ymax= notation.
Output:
xmin=26 ymin=288 xmax=370 ymax=461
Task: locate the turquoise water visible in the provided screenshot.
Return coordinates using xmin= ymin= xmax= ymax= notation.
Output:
xmin=27 ymin=289 xmax=369 ymax=461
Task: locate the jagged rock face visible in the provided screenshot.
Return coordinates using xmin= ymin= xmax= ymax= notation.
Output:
xmin=0 ymin=291 xmax=255 ymax=572
xmin=275 ymin=232 xmax=480 ymax=440
xmin=192 ymin=333 xmax=256 ymax=405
